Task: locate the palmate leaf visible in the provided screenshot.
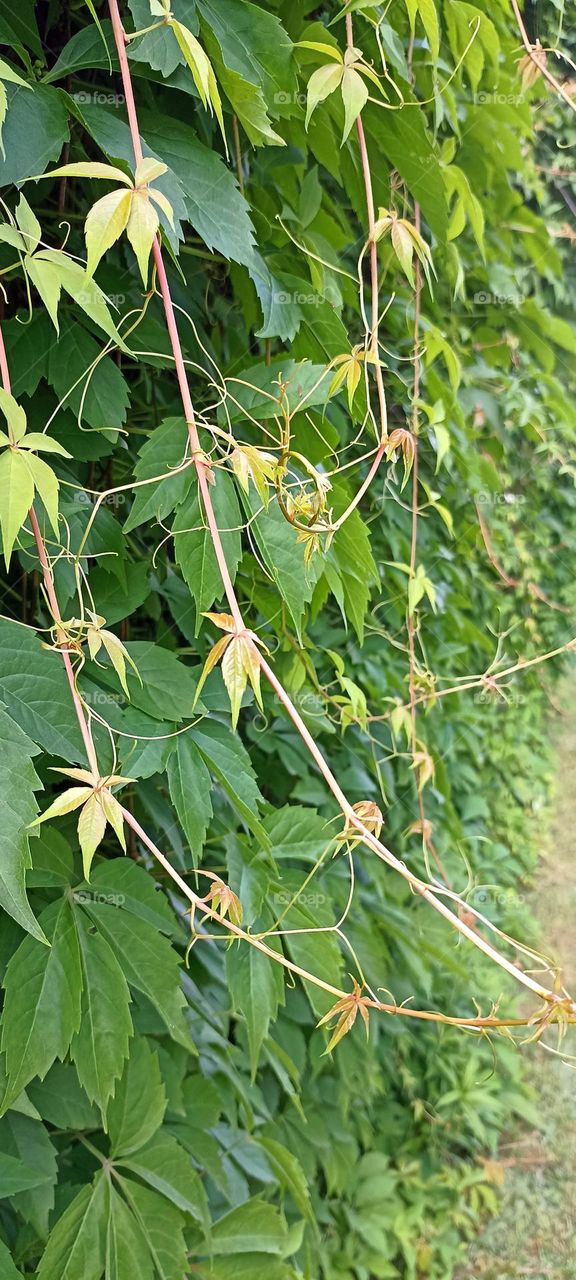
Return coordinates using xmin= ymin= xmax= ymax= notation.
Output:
xmin=107 ymin=1037 xmax=166 ymax=1158
xmin=36 ymin=1175 xmax=108 ymax=1280
xmin=0 ymin=705 xmax=47 ymax=942
xmin=105 ymin=1185 xmax=155 ymax=1280
xmin=113 ymin=1176 xmax=188 ymax=1280
xmin=166 ymin=732 xmax=213 ymax=867
xmin=0 ymin=450 xmax=33 ymax=568
xmin=118 ymin=1132 xmax=210 ymax=1227
xmin=81 ymin=901 xmax=195 ymax=1052
xmin=69 ymin=910 xmax=133 ymax=1112
xmin=1 ymin=898 xmax=82 ymax=1112
xmin=226 ymin=939 xmax=284 ymax=1078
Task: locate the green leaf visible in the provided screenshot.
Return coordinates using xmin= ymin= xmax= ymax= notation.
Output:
xmin=37 ymin=1175 xmax=108 ymax=1280
xmin=173 ymin=470 xmax=242 ymax=632
xmin=21 ymin=452 xmax=60 ymax=535
xmin=141 ymin=111 xmax=257 ymax=264
xmin=1 ymin=899 xmax=82 ymax=1111
xmin=190 ymin=719 xmax=268 ymax=845
xmin=239 ymin=487 xmax=322 ymax=641
xmin=167 ymin=733 xmax=213 ymax=867
xmin=89 ymin=859 xmax=176 ymax=934
xmin=69 ymin=909 xmax=133 ymax=1112
xmin=83 ymin=902 xmax=194 ymax=1051
xmin=46 ymin=317 xmax=130 ymax=430
xmin=0 ymin=621 xmax=85 ymax=762
xmin=0 ymin=1237 xmax=24 ymax=1279
xmin=257 ymin=1137 xmax=313 ymax=1222
xmin=105 ymin=1184 xmax=155 ymax=1280
xmin=0 ymin=705 xmax=47 ymax=942
xmin=27 ymin=1062 xmax=99 ymax=1130
xmin=209 ymin=1197 xmax=288 ymax=1255
xmin=0 ymin=83 xmax=69 ymax=188
xmin=107 ymin=1037 xmax=166 ymax=1157
xmin=124 ymin=416 xmax=194 ymax=533
xmin=119 ymin=1132 xmax=210 ymax=1226
xmin=0 ymin=1111 xmax=57 ymax=1198
xmin=226 ymin=941 xmax=284 ymax=1078
xmin=114 ymin=1176 xmax=188 ymax=1280
xmin=197 ymin=0 xmax=293 ymax=146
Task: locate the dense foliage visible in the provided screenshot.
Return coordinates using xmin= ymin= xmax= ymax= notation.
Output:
xmin=0 ymin=0 xmax=575 ymax=1276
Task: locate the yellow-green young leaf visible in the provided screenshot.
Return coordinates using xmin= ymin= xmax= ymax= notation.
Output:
xmin=0 ymin=60 xmax=30 ymax=154
xmin=32 ymin=161 xmax=132 ymax=186
xmin=231 ymin=447 xmax=276 ymax=508
xmin=99 ymin=629 xmax=141 ymax=697
xmin=148 ymin=187 xmax=175 ymax=230
xmin=0 ymin=82 xmax=5 ymax=158
xmin=305 ymin=63 xmax=343 ymax=130
xmin=20 ymin=432 xmax=71 ymax=456
xmin=169 ymin=21 xmax=227 ymax=151
xmin=221 ymin=637 xmax=248 ymax=729
xmin=78 ymin=794 xmax=107 ymax=880
xmin=15 ymin=194 xmax=41 ymax=253
xmin=0 ymin=222 xmax=27 ymax=252
xmin=0 ymin=57 xmax=31 ymax=89
xmin=99 ymin=789 xmax=126 ymax=852
xmin=206 ymin=61 xmax=227 ymax=151
xmin=0 ymin=386 xmax=27 ymax=442
xmin=390 ymin=220 xmax=415 ymax=286
xmin=86 ymin=625 xmax=103 ymax=662
xmin=52 ymin=766 xmax=97 ymax=785
xmin=29 ymin=786 xmax=94 ymax=827
xmin=21 ymin=452 xmax=60 ymax=535
xmin=0 ymin=450 xmax=34 ymax=567
xmin=340 ymin=67 xmax=368 ymax=143
xmin=23 ymin=255 xmax=62 ymax=331
xmin=125 ymin=190 xmax=159 ymax=286
xmin=134 ymin=157 xmax=168 ymax=186
xmin=194 ymin=633 xmax=233 ymax=706
xmin=85 ymin=188 xmax=133 ymax=279
xmin=170 ymin=21 xmax=211 ymax=106
xmin=297 ymin=41 xmax=343 ymax=62
xmin=239 ymin=634 xmax=263 ymax=710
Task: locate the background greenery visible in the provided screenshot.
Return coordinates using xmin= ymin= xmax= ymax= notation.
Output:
xmin=0 ymin=0 xmax=574 ymax=1277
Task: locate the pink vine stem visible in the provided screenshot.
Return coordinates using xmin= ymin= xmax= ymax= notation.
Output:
xmin=103 ymin=0 xmax=565 ymax=1009
xmin=0 ymin=329 xmax=99 ymax=778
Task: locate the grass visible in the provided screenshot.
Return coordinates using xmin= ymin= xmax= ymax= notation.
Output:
xmin=457 ymin=676 xmax=576 ymax=1280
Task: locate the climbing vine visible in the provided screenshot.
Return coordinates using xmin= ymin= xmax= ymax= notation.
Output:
xmin=0 ymin=0 xmax=575 ymax=1276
